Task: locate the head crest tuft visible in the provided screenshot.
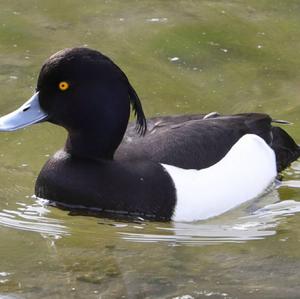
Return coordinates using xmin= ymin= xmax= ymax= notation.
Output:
xmin=128 ymin=83 xmax=147 ymax=136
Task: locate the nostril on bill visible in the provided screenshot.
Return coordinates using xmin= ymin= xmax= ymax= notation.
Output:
xmin=23 ymin=106 xmax=30 ymax=112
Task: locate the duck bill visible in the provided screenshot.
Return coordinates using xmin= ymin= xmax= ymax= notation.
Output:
xmin=0 ymin=92 xmax=48 ymax=132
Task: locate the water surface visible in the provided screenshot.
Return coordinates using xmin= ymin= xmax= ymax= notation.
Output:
xmin=0 ymin=1 xmax=300 ymax=298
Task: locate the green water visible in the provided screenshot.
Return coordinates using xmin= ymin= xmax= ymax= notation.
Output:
xmin=0 ymin=1 xmax=300 ymax=298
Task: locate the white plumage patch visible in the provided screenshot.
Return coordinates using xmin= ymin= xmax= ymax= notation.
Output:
xmin=162 ymin=134 xmax=277 ymax=222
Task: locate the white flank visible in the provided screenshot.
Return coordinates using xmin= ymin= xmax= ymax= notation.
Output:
xmin=162 ymin=134 xmax=277 ymax=222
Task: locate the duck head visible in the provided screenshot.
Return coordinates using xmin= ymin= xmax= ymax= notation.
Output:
xmin=0 ymin=47 xmax=147 ymax=159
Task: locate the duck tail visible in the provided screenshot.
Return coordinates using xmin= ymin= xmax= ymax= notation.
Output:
xmin=272 ymin=119 xmax=293 ymax=125
xmin=271 ymin=126 xmax=300 ymax=172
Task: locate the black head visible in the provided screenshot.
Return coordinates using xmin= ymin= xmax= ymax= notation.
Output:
xmin=37 ymin=47 xmax=146 ymax=134
xmin=36 ymin=47 xmax=147 ymax=159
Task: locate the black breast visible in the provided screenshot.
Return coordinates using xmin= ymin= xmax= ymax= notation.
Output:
xmin=35 ymin=150 xmax=177 ymax=220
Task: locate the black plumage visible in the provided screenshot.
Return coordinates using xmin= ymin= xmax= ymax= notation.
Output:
xmin=117 ymin=113 xmax=300 ymax=172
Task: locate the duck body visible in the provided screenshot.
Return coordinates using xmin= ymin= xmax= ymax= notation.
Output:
xmin=36 ymin=132 xmax=277 ymax=221
xmin=0 ymin=47 xmax=299 ymax=221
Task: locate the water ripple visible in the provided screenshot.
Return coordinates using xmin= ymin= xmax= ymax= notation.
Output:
xmin=120 ymin=199 xmax=300 ymax=245
xmin=0 ymin=198 xmax=68 ymax=236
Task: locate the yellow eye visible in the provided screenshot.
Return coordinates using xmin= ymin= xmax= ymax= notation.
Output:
xmin=58 ymin=81 xmax=69 ymax=91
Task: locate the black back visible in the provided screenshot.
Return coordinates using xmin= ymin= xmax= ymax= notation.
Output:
xmin=117 ymin=113 xmax=300 ymax=172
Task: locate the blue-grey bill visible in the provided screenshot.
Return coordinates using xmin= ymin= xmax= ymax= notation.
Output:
xmin=0 ymin=92 xmax=48 ymax=132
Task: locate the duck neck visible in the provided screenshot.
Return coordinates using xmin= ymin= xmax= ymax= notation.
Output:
xmin=62 ymin=85 xmax=132 ymax=160
xmin=65 ymin=122 xmax=128 ymax=161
